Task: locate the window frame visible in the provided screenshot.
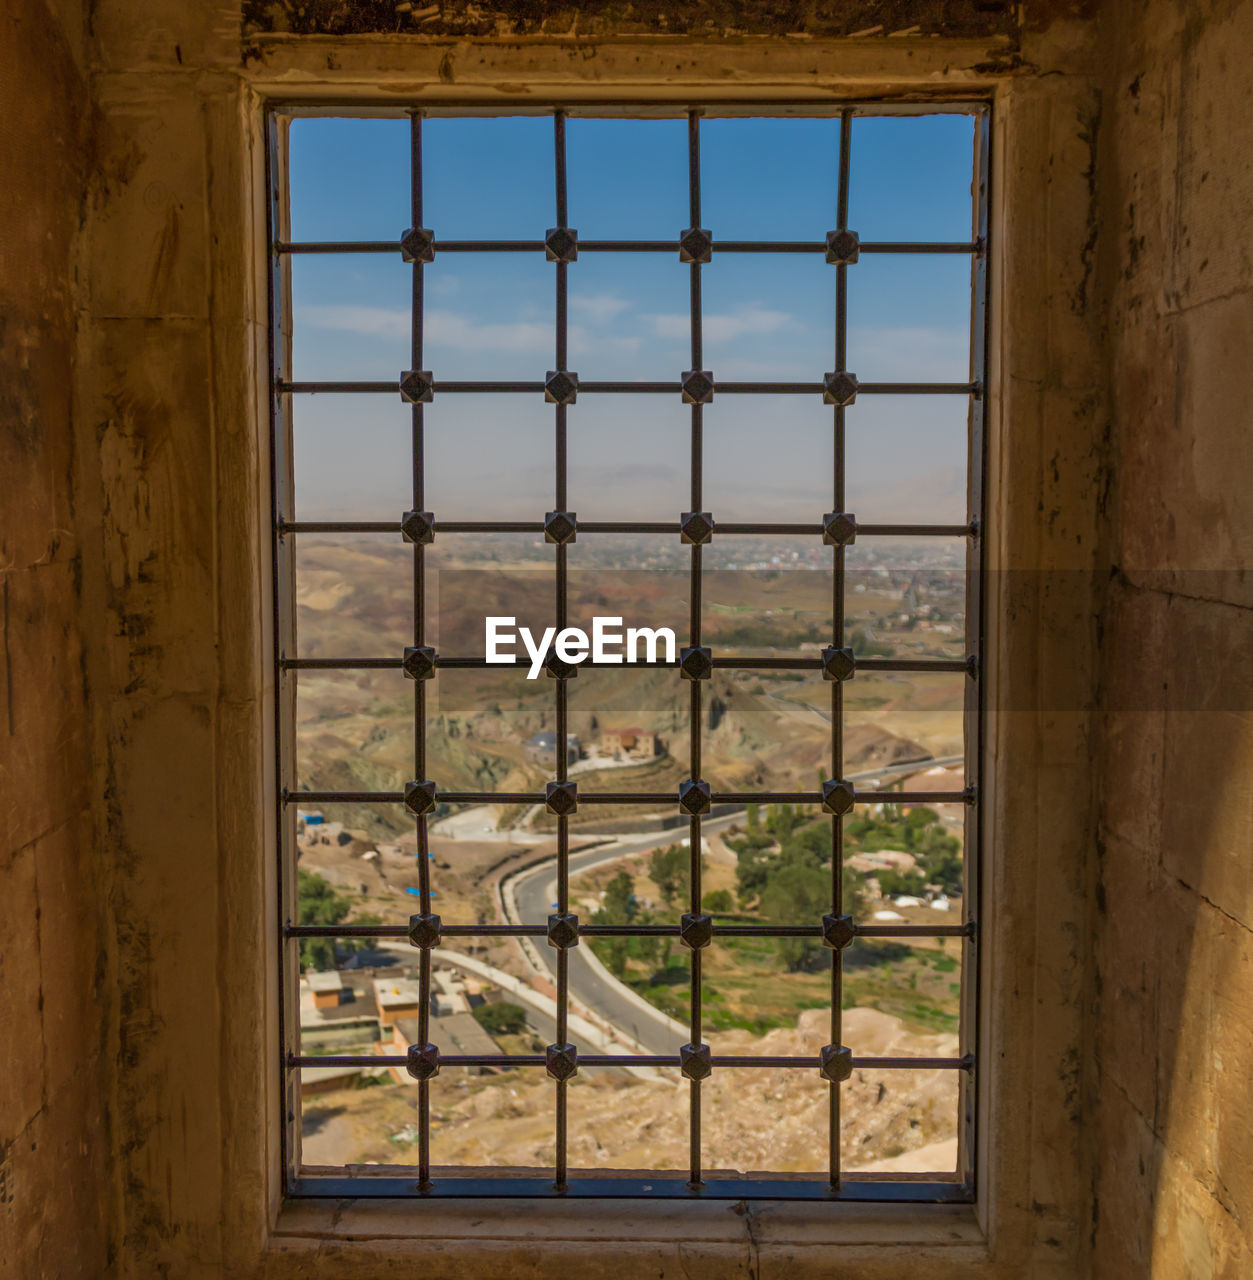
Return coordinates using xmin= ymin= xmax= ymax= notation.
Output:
xmin=265 ymin=97 xmax=991 ymax=1208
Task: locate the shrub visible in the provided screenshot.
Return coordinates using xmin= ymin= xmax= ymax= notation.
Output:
xmin=472 ymin=1002 xmax=528 ymax=1037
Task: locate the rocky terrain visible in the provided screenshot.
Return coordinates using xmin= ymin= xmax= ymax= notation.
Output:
xmin=302 ymin=1006 xmax=960 ymax=1177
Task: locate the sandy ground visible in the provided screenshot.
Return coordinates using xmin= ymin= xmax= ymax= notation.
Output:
xmin=302 ymin=1006 xmax=960 ymax=1176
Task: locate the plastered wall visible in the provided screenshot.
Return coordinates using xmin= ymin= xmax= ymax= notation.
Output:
xmin=1 ymin=1 xmax=1251 ymax=1276
xmin=1093 ymin=2 xmax=1253 ymax=1276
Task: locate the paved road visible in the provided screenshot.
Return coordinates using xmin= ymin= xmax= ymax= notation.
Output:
xmin=508 ymin=754 xmax=960 ymax=1055
xmin=511 ymin=818 xmax=739 ymax=1055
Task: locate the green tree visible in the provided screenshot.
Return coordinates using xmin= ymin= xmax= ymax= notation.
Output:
xmin=702 ymin=888 xmax=734 ymax=914
xmin=734 ymin=842 xmax=775 ymax=907
xmin=878 ymin=867 xmax=927 ymax=898
xmin=648 ymin=843 xmax=687 ymax=907
xmin=473 ymin=1002 xmax=528 ymax=1037
xmin=296 ymin=869 xmax=353 ymax=971
xmin=758 ymin=862 xmax=830 ymax=970
xmin=601 ymin=869 xmax=637 ymax=922
xmin=592 ymin=869 xmax=638 ymax=977
xmin=919 ymin=840 xmax=963 ymax=895
xmin=745 ymin=802 xmax=760 ymax=834
xmin=755 ymin=820 xmax=867 ymax=970
xmin=768 ymin=802 xmax=798 ymax=842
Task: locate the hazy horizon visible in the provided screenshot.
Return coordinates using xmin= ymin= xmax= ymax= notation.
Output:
xmin=286 ymin=112 xmax=977 ymax=526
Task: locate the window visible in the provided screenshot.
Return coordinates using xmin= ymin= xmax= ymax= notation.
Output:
xmin=270 ymin=104 xmax=988 ymax=1201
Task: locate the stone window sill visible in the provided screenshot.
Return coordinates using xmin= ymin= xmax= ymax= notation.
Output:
xmin=270 ymin=1196 xmax=987 ymax=1272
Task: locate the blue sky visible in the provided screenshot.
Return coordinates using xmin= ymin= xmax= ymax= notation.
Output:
xmin=287 ymin=113 xmax=976 ymax=525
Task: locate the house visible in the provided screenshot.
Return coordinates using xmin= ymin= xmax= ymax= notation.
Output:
xmin=298 ymin=1062 xmax=363 ymax=1097
xmin=599 ymin=727 xmax=660 ymax=760
xmin=525 ymin=730 xmax=580 ymax=766
xmin=383 ymin=1013 xmax=502 ymax=1080
xmin=306 ymin=970 xmax=346 ymax=1011
xmin=372 ymin=977 xmax=424 ymax=1028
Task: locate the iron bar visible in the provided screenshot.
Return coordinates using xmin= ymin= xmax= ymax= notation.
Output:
xmin=405 ymin=110 xmax=435 ymax=1190
xmin=552 ymin=108 xmax=572 ymax=1192
xmin=286 ymin=787 xmax=972 ymax=806
xmin=278 ymin=378 xmax=979 ymax=396
xmin=281 ymin=656 xmax=972 ymax=673
xmin=290 ymin=1175 xmax=972 ymax=1203
xmin=827 ymin=104 xmax=854 ymax=1192
xmin=686 ymin=107 xmax=707 ymax=1190
xmin=291 ymin=1053 xmax=973 ymax=1071
xmin=276 ymin=237 xmax=983 ymax=256
xmin=287 ymin=920 xmax=975 ymax=940
xmin=279 ymin=518 xmax=975 ymax=537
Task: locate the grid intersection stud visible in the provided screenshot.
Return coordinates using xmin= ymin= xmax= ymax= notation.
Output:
xmin=678 ymin=227 xmax=713 ymax=263
xmin=822 ymin=912 xmax=856 ymax=951
xmin=406 ymin=1042 xmax=441 ymax=1081
xmin=544 ymin=370 xmax=579 ymax=405
xmin=821 ymin=645 xmax=856 ymax=682
xmin=544 ymin=510 xmax=578 ymax=545
xmin=543 ymin=649 xmax=579 ymax=680
xmin=822 ymin=371 xmax=859 ymax=407
xmin=544 ymin=226 xmax=579 ymax=263
xmin=403 ymin=778 xmax=438 ymax=816
xmin=681 ymin=371 xmax=715 ymax=406
xmin=679 ymin=1042 xmax=713 ymax=1080
xmin=822 ymin=511 xmax=858 ymax=548
xmin=679 ymin=510 xmax=715 ymax=544
xmin=545 ymin=780 xmax=578 ymax=817
xmin=401 ymin=510 xmax=435 ymax=545
xmin=400 ymin=227 xmax=436 ymax=263
xmin=679 ymin=912 xmax=713 ymax=950
xmin=825 ymin=228 xmax=860 ymax=265
xmin=678 ymin=779 xmax=712 ymax=816
xmin=821 ymin=779 xmax=856 ymax=817
xmin=400 ymin=369 xmax=435 ymax=403
xmin=546 ymin=1042 xmax=579 ymax=1081
xmin=818 ymin=1043 xmax=854 ymax=1083
xmin=402 ymin=645 xmax=436 ymax=681
xmin=407 ymin=912 xmax=442 ymax=949
xmin=679 ymin=646 xmax=713 ymax=681
xmin=547 ymin=912 xmax=580 ymax=950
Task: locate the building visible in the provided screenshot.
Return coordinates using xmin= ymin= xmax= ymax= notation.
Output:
xmin=371 ymin=977 xmax=424 ymax=1029
xmin=598 ymin=727 xmax=660 ymax=760
xmin=524 ymin=730 xmax=580 ymax=767
xmin=306 ymin=970 xmax=346 ymax=1011
xmin=299 ymin=1062 xmax=363 ymax=1098
xmin=382 ymin=1013 xmax=502 ymax=1081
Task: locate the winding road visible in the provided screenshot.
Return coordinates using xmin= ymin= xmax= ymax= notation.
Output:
xmin=507 ymin=752 xmax=961 ymax=1055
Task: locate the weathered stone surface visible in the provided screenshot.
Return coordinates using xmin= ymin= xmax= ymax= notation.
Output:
xmin=1095 ymin=5 xmax=1253 ymax=1275
xmin=0 ymin=2 xmax=113 ymax=1276
xmin=240 ymin=0 xmax=1020 ymax=41
xmin=3 ymin=0 xmax=1252 ymax=1275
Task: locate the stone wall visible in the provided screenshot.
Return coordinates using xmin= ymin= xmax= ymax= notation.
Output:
xmin=2 ymin=0 xmax=1252 ymax=1275
xmin=0 ymin=0 xmax=115 ymax=1274
xmin=1093 ymin=2 xmax=1253 ymax=1275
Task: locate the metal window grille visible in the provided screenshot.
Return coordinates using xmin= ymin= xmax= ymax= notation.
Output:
xmin=269 ymin=103 xmax=990 ymax=1202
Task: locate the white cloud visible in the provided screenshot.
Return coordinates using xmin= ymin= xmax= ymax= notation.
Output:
xmin=425 ymin=309 xmax=551 ymax=353
xmin=428 ymin=273 xmax=461 ymax=298
xmin=568 ymin=326 xmax=642 ymax=361
xmin=299 ymin=304 xmax=410 ymax=339
xmin=570 ymin=292 xmax=631 ymax=326
xmin=299 ymin=304 xmax=553 ymax=354
xmin=645 ymin=303 xmax=792 ymax=343
xmin=849 ymin=326 xmax=969 ymax=382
